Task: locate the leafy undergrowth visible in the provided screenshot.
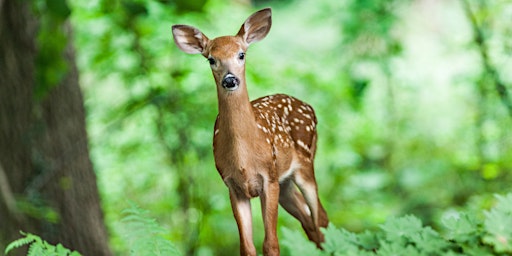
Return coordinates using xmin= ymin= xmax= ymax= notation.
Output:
xmin=119 ymin=203 xmax=181 ymax=256
xmin=5 ymin=194 xmax=512 ymax=256
xmin=5 ymin=203 xmax=181 ymax=256
xmin=4 ymin=232 xmax=80 ymax=256
xmin=282 ymin=193 xmax=512 ymax=256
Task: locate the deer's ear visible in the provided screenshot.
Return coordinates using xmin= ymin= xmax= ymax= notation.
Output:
xmin=172 ymin=25 xmax=210 ymax=56
xmin=237 ymin=8 xmax=272 ymax=46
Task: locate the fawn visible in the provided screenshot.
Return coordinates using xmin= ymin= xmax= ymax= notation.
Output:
xmin=172 ymin=8 xmax=329 ymax=256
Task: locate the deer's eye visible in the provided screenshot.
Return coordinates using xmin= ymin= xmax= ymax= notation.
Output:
xmin=207 ymin=57 xmax=216 ymax=65
xmin=238 ymin=52 xmax=245 ymax=60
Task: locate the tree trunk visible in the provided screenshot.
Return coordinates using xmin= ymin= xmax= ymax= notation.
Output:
xmin=0 ymin=0 xmax=112 ymax=255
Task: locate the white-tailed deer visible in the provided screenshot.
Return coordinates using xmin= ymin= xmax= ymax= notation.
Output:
xmin=172 ymin=8 xmax=329 ymax=256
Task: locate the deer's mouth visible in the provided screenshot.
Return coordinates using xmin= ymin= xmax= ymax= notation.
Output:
xmin=222 ymin=73 xmax=240 ymax=90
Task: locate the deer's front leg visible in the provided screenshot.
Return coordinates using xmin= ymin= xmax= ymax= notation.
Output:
xmin=260 ymin=179 xmax=280 ymax=256
xmin=229 ymin=189 xmax=256 ymax=256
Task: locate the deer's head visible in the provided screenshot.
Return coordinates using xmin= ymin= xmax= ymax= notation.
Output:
xmin=172 ymin=8 xmax=272 ymax=93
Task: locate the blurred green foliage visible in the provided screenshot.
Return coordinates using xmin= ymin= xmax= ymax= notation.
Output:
xmin=66 ymin=0 xmax=512 ymax=255
xmin=119 ymin=203 xmax=182 ymax=255
xmin=32 ymin=0 xmax=70 ymax=100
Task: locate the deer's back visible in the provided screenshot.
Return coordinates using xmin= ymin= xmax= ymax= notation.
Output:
xmin=251 ymin=94 xmax=318 ymax=162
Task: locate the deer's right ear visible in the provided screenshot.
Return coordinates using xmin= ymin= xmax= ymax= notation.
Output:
xmin=172 ymin=25 xmax=209 ymax=56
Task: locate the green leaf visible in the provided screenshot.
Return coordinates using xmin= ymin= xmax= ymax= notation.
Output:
xmin=357 ymin=230 xmax=379 ymax=251
xmin=27 ymin=243 xmax=44 ymax=256
xmin=120 ymin=203 xmax=182 ymax=256
xmin=380 ymin=215 xmax=423 ymax=243
xmin=5 ymin=231 xmax=81 ymax=256
xmin=377 ymin=241 xmax=422 ymax=256
xmin=281 ymin=227 xmax=323 ymax=256
xmin=442 ymin=212 xmax=482 ymax=242
xmin=409 ymin=226 xmax=449 ymax=253
xmin=483 ymin=194 xmax=512 ymax=252
xmin=322 ymin=224 xmax=360 ymax=255
xmin=4 ymin=231 xmax=37 ymax=255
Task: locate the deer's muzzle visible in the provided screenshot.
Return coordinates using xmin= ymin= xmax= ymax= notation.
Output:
xmin=222 ymin=73 xmax=240 ymax=90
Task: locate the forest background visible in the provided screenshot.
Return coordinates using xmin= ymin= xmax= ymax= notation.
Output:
xmin=1 ymin=0 xmax=511 ymax=255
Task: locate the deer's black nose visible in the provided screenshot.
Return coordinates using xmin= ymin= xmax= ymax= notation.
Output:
xmin=222 ymin=73 xmax=240 ymax=90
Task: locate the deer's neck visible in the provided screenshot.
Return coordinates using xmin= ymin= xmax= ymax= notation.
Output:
xmin=217 ymin=85 xmax=258 ymax=139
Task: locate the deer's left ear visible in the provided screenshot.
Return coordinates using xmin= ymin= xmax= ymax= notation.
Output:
xmin=237 ymin=8 xmax=272 ymax=46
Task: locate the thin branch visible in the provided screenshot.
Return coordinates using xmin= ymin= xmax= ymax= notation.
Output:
xmin=0 ymin=161 xmax=25 ymax=223
xmin=0 ymin=161 xmax=16 ymax=212
xmin=461 ymin=0 xmax=512 ymax=118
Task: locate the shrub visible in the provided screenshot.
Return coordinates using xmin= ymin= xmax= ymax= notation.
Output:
xmin=282 ymin=193 xmax=512 ymax=255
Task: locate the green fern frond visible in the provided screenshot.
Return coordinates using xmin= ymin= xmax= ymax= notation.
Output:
xmin=26 ymin=242 xmax=44 ymax=256
xmin=5 ymin=231 xmax=81 ymax=256
xmin=4 ymin=231 xmax=38 ymax=255
xmin=120 ymin=203 xmax=182 ymax=256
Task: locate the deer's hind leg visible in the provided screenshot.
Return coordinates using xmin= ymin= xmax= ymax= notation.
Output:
xmin=293 ymin=165 xmax=329 ymax=246
xmin=278 ymin=178 xmax=327 ymax=247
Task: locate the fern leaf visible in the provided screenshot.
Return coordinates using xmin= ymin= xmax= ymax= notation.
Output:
xmin=27 ymin=242 xmax=44 ymax=256
xmin=56 ymin=243 xmax=73 ymax=256
xmin=4 ymin=231 xmax=37 ymax=255
xmin=120 ymin=203 xmax=182 ymax=256
xmin=5 ymin=231 xmax=81 ymax=256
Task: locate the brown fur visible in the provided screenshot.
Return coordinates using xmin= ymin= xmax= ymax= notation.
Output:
xmin=172 ymin=8 xmax=328 ymax=256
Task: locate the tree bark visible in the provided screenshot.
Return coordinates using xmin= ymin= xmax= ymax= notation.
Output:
xmin=0 ymin=0 xmax=112 ymax=255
